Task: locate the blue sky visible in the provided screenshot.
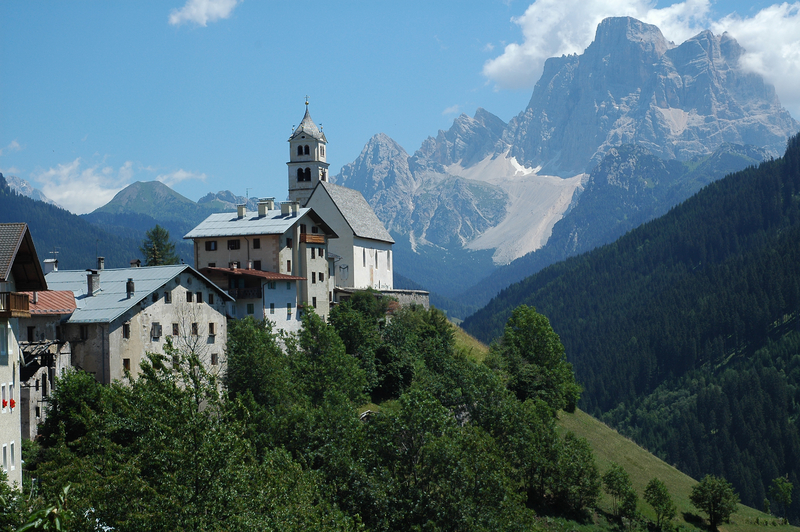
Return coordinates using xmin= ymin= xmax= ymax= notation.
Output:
xmin=2 ymin=0 xmax=799 ymax=214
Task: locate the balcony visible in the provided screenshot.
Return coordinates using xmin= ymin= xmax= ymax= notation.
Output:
xmin=227 ymin=287 xmax=262 ymax=300
xmin=0 ymin=292 xmax=30 ymax=318
xmin=300 ymin=234 xmax=325 ymax=244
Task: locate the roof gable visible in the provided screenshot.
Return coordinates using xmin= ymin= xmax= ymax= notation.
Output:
xmin=0 ymin=222 xmax=47 ymax=291
xmin=310 ymin=182 xmax=394 ymax=243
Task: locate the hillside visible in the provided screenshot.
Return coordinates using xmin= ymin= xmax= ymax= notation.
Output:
xmin=463 ymin=133 xmax=800 ymax=521
xmin=0 ymin=174 xmax=144 ymax=270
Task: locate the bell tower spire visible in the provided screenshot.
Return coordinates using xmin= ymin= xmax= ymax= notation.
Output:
xmin=287 ymin=99 xmax=329 ymax=206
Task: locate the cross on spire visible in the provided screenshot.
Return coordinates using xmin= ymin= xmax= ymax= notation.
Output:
xmin=305 ymin=95 xmax=309 ymax=106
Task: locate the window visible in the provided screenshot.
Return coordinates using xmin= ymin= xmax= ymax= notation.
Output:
xmin=123 ymin=358 xmax=131 ymax=372
xmin=319 ymin=272 xmax=324 ymax=282
xmin=321 ymin=145 xmax=325 ymax=156
xmin=152 ymin=292 xmax=158 ymax=303
xmin=227 ymin=239 xmax=240 ymax=250
xmin=164 ymin=291 xmax=172 ymax=304
xmin=304 ymin=145 xmax=309 ymax=155
xmin=205 ymin=241 xmax=217 ymax=251
xmin=172 ymin=323 xmax=179 ymax=336
xmin=208 ymin=322 xmax=216 ymax=336
xmin=10 ymin=443 xmax=13 ymax=471
xmin=151 ymin=322 xmax=162 ymax=339
xmin=299 ymin=224 xmax=307 ymax=234
xmin=196 ymin=291 xmax=203 ymax=303
xmin=266 ymin=281 xmax=276 ymax=290
xmin=270 ymin=303 xmax=275 ymax=314
xmin=2 ymin=445 xmax=6 ymax=472
xmin=363 ymin=248 xmax=366 ymax=267
xmin=297 ymin=145 xmax=303 ymax=156
xmin=287 ymin=260 xmax=291 ymax=272
xmin=0 ymin=323 xmax=6 ymax=356
xmin=286 ymin=238 xmax=293 ymax=248
xmin=246 ymin=303 xmax=254 ymax=315
xmin=287 ymin=303 xmax=292 ymax=316
xmin=311 ymin=226 xmax=319 ymax=234
xmin=208 ymin=262 xmax=216 ymax=268
xmin=208 ymin=293 xmax=214 ymax=305
xmin=311 ymin=247 xmax=315 ymax=259
xmin=388 ymin=250 xmax=391 ymax=269
xmin=122 ymin=323 xmax=130 ymax=339
xmin=186 ymin=291 xmax=193 ymax=303
xmin=211 ymin=353 xmax=219 ymax=366
xmin=304 ymin=168 xmax=311 ymax=181
xmin=312 ymin=272 xmax=316 ymax=284
xmin=253 ymin=238 xmax=260 ymax=249
xmin=319 ymin=248 xmax=324 ymax=259
xmin=312 ymin=297 xmax=317 ymax=308
xmin=80 ymin=325 xmax=89 ymax=340
xmin=254 ymin=260 xmax=262 ymax=271
xmin=375 ymin=251 xmax=378 ymax=268
xmin=191 ymin=323 xmax=198 ymax=336
xmin=1 ymin=385 xmax=5 ymax=412
xmin=296 ymin=168 xmax=303 ymax=180
xmin=286 ymin=282 xmax=291 ymax=290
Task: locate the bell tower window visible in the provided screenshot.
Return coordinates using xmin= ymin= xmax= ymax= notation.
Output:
xmin=304 ymin=145 xmax=310 ymax=155
xmin=297 ymin=168 xmax=303 ymax=180
xmin=304 ymin=168 xmax=311 ymax=181
xmin=297 ymin=145 xmax=303 ymax=156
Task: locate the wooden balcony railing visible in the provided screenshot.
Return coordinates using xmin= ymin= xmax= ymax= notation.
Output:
xmin=300 ymin=234 xmax=325 ymax=244
xmin=227 ymin=287 xmax=262 ymax=300
xmin=0 ymin=292 xmax=30 ymax=318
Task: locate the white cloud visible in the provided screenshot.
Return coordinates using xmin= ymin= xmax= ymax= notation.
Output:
xmin=169 ymin=0 xmax=240 ymax=27
xmin=442 ymin=105 xmax=461 ymax=115
xmin=31 ymin=158 xmax=132 ymax=215
xmin=156 ymin=168 xmax=207 ymax=187
xmin=483 ymin=42 xmax=495 ymax=52
xmin=482 ymin=0 xmax=800 ymax=118
xmin=0 ymin=140 xmax=22 ymax=156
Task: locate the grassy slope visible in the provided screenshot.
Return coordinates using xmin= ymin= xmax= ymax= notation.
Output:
xmin=452 ymin=323 xmax=798 ymax=531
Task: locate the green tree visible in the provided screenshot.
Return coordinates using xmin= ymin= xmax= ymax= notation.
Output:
xmin=603 ymin=463 xmax=637 ymax=518
xmin=644 ymin=477 xmax=676 ymax=529
xmin=552 ymin=432 xmax=601 ymax=514
xmin=769 ymin=476 xmax=793 ymax=521
xmin=488 ymin=305 xmax=581 ymax=413
xmin=690 ymin=475 xmax=740 ymax=531
xmin=139 ymin=224 xmax=179 ymax=266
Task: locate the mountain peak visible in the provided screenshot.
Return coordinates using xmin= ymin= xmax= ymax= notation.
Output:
xmin=593 ymin=16 xmax=670 ymax=56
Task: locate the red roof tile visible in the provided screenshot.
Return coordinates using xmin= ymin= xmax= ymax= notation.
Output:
xmin=21 ymin=291 xmax=77 ymax=315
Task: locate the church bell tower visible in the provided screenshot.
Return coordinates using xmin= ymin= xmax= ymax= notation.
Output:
xmin=287 ymin=99 xmax=329 ymax=206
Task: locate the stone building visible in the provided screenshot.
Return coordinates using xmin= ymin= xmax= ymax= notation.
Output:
xmin=45 ymin=262 xmax=232 ymax=384
xmin=185 ymin=198 xmax=338 ymax=331
xmin=0 ymin=223 xmax=47 ymax=484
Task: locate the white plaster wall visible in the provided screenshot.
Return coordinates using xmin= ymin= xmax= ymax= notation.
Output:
xmin=353 ymin=238 xmax=394 ymax=290
xmin=262 ymin=280 xmax=302 ymax=334
xmin=194 ymin=234 xmax=282 ymax=271
xmin=0 ymin=276 xmax=22 ymax=485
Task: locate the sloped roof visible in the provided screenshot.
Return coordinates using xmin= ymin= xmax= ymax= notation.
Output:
xmin=45 ymin=265 xmax=232 ymax=324
xmin=289 ymin=106 xmax=327 ymax=142
xmin=0 ymin=223 xmax=47 ymax=291
xmin=183 ymin=207 xmax=337 ymax=240
xmin=21 ymin=290 xmax=77 ymax=315
xmin=201 ymin=267 xmax=306 ymax=281
xmin=312 ymin=181 xmax=394 ymax=243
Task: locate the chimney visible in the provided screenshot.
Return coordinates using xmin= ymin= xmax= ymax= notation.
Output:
xmin=44 ymin=259 xmax=58 ymax=274
xmin=32 ymin=291 xmax=38 ymax=304
xmin=229 ymin=261 xmax=238 ymax=270
xmin=291 ymin=201 xmax=299 ymax=216
xmin=258 ymin=197 xmax=275 ymax=217
xmin=247 ymin=260 xmax=253 ymax=270
xmin=126 ymin=278 xmax=135 ymax=299
xmin=86 ymin=269 xmax=100 ymax=297
xmin=130 ymin=259 xmax=141 ymax=268
xmin=97 ymin=257 xmax=105 ymax=270
xmin=281 ymin=202 xmax=290 ymax=216
xmin=237 ymin=204 xmax=247 ymax=219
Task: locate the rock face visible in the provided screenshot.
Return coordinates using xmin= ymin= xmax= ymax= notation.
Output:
xmin=2 ymin=173 xmax=61 ymax=207
xmin=198 ymin=190 xmax=258 ymax=211
xmin=504 ymin=17 xmax=798 ymax=176
xmin=334 ymin=16 xmax=798 ymax=307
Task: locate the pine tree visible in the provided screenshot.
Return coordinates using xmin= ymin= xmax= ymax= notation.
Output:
xmin=140 ymin=224 xmax=179 ymax=266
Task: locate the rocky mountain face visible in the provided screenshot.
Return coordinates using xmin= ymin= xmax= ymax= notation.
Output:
xmin=505 ymin=17 xmax=798 ymax=176
xmin=335 ymin=17 xmax=797 ymax=315
xmin=198 ymin=190 xmax=259 ymax=211
xmin=1 ymin=173 xmax=61 ymax=207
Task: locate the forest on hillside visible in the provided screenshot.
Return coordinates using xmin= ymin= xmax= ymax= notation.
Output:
xmin=3 ymin=302 xmax=617 ymax=531
xmin=463 ymin=134 xmax=800 ymax=522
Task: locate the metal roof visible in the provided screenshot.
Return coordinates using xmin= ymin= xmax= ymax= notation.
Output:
xmin=45 ymin=264 xmax=232 ymax=324
xmin=0 ymin=223 xmax=47 ymax=290
xmin=313 ymin=182 xmax=394 ymax=243
xmin=289 ymin=106 xmax=327 ymax=142
xmin=183 ymin=207 xmax=337 ymax=239
xmin=22 ymin=290 xmax=76 ymax=315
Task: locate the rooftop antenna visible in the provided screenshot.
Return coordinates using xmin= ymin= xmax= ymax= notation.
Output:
xmin=245 ymin=188 xmax=251 ymax=200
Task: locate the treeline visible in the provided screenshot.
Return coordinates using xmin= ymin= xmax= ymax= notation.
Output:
xmin=0 ymin=174 xmax=143 ymax=269
xmin=463 ymin=133 xmax=800 ymax=521
xmin=10 ymin=300 xmax=603 ymax=531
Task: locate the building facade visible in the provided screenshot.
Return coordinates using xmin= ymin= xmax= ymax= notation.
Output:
xmin=0 ymin=223 xmax=47 ymax=484
xmin=184 ymin=198 xmax=337 ymax=331
xmin=45 ymin=263 xmax=232 ymax=385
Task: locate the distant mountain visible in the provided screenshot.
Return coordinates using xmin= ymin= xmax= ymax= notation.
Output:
xmin=198 ymin=190 xmax=259 ymax=211
xmin=335 ymin=17 xmax=798 ymax=315
xmin=0 ymin=174 xmax=143 ymax=270
xmin=2 ymin=173 xmax=60 ymax=207
xmin=463 ymin=133 xmax=800 ymax=521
